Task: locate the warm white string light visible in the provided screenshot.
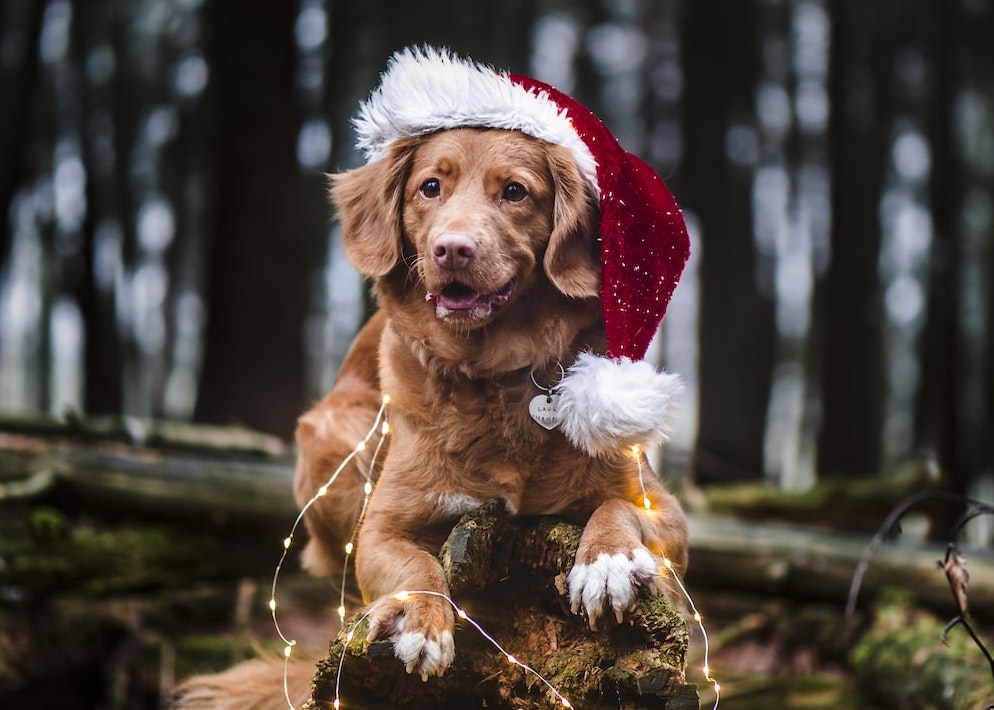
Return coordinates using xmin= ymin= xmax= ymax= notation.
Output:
xmin=337 ymin=417 xmax=389 ymax=625
xmin=330 ymin=590 xmax=573 ymax=710
xmin=662 ymin=557 xmax=720 ymax=709
xmin=271 ymin=397 xmax=713 ymax=709
xmin=270 ymin=395 xmax=391 ymax=710
xmin=630 ymin=444 xmax=653 ymax=510
xmin=631 ymin=445 xmax=719 ymax=707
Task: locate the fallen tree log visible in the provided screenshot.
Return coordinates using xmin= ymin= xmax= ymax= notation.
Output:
xmin=686 ymin=514 xmax=994 ymax=617
xmin=306 ymin=500 xmax=700 ymax=710
xmin=4 ymin=416 xmax=994 ymax=709
xmin=0 ymin=414 xmax=296 ymax=525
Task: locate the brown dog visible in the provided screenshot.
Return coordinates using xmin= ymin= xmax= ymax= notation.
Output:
xmin=172 ymin=48 xmax=691 ymax=707
xmin=294 ymin=125 xmax=689 ymax=681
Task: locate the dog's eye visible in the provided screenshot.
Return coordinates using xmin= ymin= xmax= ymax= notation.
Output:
xmin=419 ymin=178 xmax=441 ymax=199
xmin=502 ymin=182 xmax=527 ymax=202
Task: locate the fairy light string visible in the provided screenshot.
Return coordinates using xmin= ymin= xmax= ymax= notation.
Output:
xmin=632 ymin=444 xmax=720 ymax=710
xmin=331 ymin=591 xmax=574 ymax=710
xmin=270 ymin=394 xmax=717 ymax=709
xmin=270 ymin=395 xmax=391 ymax=709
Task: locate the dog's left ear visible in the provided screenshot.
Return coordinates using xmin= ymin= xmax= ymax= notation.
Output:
xmin=330 ymin=139 xmax=418 ymax=278
xmin=543 ymin=144 xmax=601 ymax=299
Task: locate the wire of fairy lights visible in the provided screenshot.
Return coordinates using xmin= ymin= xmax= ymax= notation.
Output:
xmin=269 ymin=395 xmax=391 ymax=709
xmin=634 ymin=444 xmax=720 ymax=709
xmin=331 ymin=590 xmax=574 ymax=709
xmin=270 ymin=395 xmax=718 ymax=709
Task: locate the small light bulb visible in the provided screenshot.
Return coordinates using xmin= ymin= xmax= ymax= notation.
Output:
xmin=506 ymin=654 xmax=517 ymax=665
xmin=643 ymin=496 xmax=652 ymax=510
xmin=338 ymin=605 xmax=346 ymax=619
xmin=318 ymin=485 xmax=328 ymax=497
xmin=382 ymin=394 xmax=391 ymax=405
xmin=663 ymin=557 xmax=673 ymax=570
xmin=713 ymin=681 xmax=721 ymax=693
xmin=381 ymin=421 xmax=390 ymax=435
xmin=284 ymin=644 xmax=293 ymax=658
xmin=344 ymin=542 xmax=354 ymax=555
xmin=345 ymin=630 xmax=354 ymax=643
xmin=561 ymin=699 xmax=572 ymax=708
xmin=356 ymin=440 xmax=366 ymax=451
xmin=457 ymin=609 xmax=468 ymax=619
xmin=694 ymin=612 xmax=702 ymax=623
xmin=364 ymin=481 xmax=373 ymax=495
xmin=333 ymin=698 xmax=341 ymax=709
xmin=268 ymin=598 xmax=277 ymax=611
xmin=283 ymin=536 xmax=293 ymax=549
xmin=703 ymin=664 xmax=710 ymax=677
xmin=394 ymin=591 xmax=410 ymax=602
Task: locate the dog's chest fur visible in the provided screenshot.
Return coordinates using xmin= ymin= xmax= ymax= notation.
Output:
xmin=378 ymin=320 xmax=616 ymax=519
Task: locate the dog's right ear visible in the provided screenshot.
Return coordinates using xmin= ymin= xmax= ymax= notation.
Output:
xmin=329 ymin=139 xmax=418 ymax=278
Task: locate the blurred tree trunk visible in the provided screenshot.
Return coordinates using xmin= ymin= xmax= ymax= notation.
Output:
xmin=0 ymin=0 xmax=46 ymax=271
xmin=73 ymin=0 xmax=123 ymax=416
xmin=817 ymin=0 xmax=890 ymax=478
xmin=681 ymin=0 xmax=774 ymax=483
xmin=195 ymin=1 xmax=313 ymax=437
xmin=916 ymin=0 xmax=964 ymax=500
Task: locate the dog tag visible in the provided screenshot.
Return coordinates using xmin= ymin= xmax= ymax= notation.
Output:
xmin=529 ymin=393 xmax=561 ymax=430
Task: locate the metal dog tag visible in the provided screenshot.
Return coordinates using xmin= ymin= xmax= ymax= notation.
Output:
xmin=528 ymin=393 xmax=561 ymax=430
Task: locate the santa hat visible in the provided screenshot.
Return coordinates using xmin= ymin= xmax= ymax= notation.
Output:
xmin=354 ymin=46 xmax=689 ymax=456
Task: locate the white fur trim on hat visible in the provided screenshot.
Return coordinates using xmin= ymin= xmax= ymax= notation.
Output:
xmin=556 ymin=352 xmax=683 ymax=457
xmin=353 ymin=46 xmax=599 ymax=194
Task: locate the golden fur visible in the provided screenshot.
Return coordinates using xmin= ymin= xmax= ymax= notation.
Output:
xmin=173 ymin=127 xmax=688 ymax=705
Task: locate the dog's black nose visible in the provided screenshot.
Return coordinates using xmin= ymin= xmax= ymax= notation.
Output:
xmin=432 ymin=232 xmax=478 ymax=270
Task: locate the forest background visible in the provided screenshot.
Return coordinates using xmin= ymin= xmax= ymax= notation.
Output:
xmin=2 ymin=0 xmax=994 ymax=548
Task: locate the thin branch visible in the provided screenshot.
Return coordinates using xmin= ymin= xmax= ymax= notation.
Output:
xmin=846 ymin=489 xmax=972 ymax=623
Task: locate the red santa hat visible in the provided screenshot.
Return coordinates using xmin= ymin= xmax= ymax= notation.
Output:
xmin=354 ymin=46 xmax=689 ymax=456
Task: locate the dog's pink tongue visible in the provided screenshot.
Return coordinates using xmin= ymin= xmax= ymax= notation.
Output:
xmin=438 ymin=283 xmax=480 ymax=310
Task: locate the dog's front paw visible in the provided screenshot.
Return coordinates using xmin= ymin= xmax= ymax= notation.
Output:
xmin=567 ymin=546 xmax=658 ymax=629
xmin=366 ymin=592 xmax=455 ymax=680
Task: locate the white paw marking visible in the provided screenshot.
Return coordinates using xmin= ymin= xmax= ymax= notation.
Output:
xmin=568 ymin=548 xmax=658 ymax=623
xmin=391 ymin=627 xmax=455 ymax=680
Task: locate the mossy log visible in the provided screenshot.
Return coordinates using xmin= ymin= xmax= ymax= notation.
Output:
xmin=850 ymin=591 xmax=994 ymax=708
xmin=0 ymin=414 xmax=296 ymax=525
xmin=687 ymin=514 xmax=994 ymax=617
xmin=305 ymin=500 xmax=700 ymax=710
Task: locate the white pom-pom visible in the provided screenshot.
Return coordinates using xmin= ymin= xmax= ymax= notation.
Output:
xmin=557 ymin=352 xmax=683 ymax=456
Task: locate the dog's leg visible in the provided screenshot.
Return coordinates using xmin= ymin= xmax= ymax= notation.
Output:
xmin=293 ymin=313 xmax=386 ymax=576
xmin=568 ymin=475 xmax=688 ymax=629
xmin=355 ymin=486 xmax=456 ymax=680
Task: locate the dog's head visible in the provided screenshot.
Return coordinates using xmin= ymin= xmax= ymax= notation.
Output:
xmin=331 ymin=127 xmax=601 ymax=333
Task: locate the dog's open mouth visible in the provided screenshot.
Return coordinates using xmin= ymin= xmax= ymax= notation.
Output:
xmin=427 ymin=279 xmax=516 ymax=321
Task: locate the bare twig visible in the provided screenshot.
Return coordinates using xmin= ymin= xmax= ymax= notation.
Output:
xmin=845 ymin=489 xmax=994 ymax=620
xmin=938 ymin=544 xmax=994 ymax=683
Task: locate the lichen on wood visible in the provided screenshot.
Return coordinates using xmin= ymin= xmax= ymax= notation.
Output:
xmin=305 ymin=501 xmax=698 ymax=710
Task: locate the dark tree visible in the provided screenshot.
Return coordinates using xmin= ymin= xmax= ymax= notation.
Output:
xmin=817 ymin=0 xmax=892 ymax=478
xmin=680 ymin=0 xmax=776 ymax=483
xmin=194 ymin=1 xmax=319 ymax=436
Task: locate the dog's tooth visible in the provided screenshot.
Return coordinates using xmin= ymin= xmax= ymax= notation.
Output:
xmin=425 ymin=291 xmax=435 ymax=302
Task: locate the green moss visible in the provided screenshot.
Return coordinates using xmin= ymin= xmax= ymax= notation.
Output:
xmin=850 ymin=593 xmax=994 ymax=709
